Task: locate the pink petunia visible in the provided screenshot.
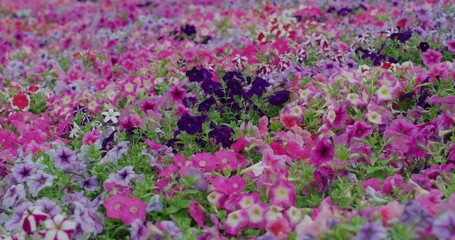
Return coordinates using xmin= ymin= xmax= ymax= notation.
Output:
xmin=422 ymin=49 xmax=442 ymax=67
xmin=189 ymin=201 xmax=206 ymax=227
xmin=269 ymin=179 xmax=296 ymax=208
xmin=223 ymin=209 xmax=249 ymax=236
xmin=103 ymin=194 xmax=147 ymax=225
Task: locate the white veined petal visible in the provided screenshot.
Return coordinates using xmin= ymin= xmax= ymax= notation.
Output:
xmin=61 ymin=220 xmax=76 ymax=230
xmin=44 ymin=230 xmax=58 ymax=240
xmin=56 ymin=230 xmax=70 ymax=240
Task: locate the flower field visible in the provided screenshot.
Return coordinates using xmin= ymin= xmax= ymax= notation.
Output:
xmin=1 ymin=0 xmax=455 ymax=239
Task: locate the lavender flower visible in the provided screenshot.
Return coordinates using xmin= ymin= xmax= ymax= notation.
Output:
xmin=35 ymin=198 xmax=61 ymax=216
xmin=107 ymin=166 xmax=143 ymax=186
xmin=82 ymin=176 xmax=100 ymax=191
xmin=3 ymin=184 xmax=26 ymax=208
xmin=354 ymin=221 xmax=388 ymax=240
xmin=51 ymin=147 xmax=77 ymax=170
xmin=147 ymin=195 xmax=164 ymax=212
xmin=433 ymin=212 xmax=455 ymax=239
xmin=4 ymin=201 xmax=32 ymax=232
xmin=100 ymin=141 xmax=129 ymax=164
xmin=399 ymin=201 xmax=434 ymax=229
xmin=185 ymin=168 xmax=208 ymax=191
xmin=131 ymin=219 xmax=148 ymax=240
xmin=12 ymin=164 xmax=36 ymax=182
xmin=157 ymin=221 xmax=182 ymax=239
xmin=26 ymin=170 xmax=54 ymax=197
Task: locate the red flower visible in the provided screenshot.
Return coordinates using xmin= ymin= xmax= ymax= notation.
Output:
xmin=11 ymin=93 xmax=30 ymax=111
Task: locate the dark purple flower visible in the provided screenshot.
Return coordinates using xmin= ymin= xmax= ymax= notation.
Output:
xmin=390 ymin=30 xmax=413 ymax=43
xmin=419 ymin=42 xmax=430 ymax=52
xmin=433 ymin=212 xmax=455 ymax=239
xmin=186 ymin=67 xmax=204 ymax=82
xmin=52 ymin=147 xmax=76 ymax=170
xmin=201 ymin=79 xmax=222 ymax=94
xmin=198 ymin=97 xmax=217 ymax=112
xmin=177 ymin=114 xmax=204 ymax=135
xmin=26 ymin=170 xmax=54 ymax=197
xmin=12 ymin=164 xmax=36 ymax=182
xmin=209 ymin=125 xmax=234 ymax=148
xmin=347 ymin=121 xmax=373 ymax=140
xmin=269 ymin=90 xmax=290 ymax=106
xmin=354 ymin=221 xmax=388 ymax=240
xmin=181 ymin=24 xmax=196 ymax=36
xmin=183 ymin=97 xmax=198 ymax=107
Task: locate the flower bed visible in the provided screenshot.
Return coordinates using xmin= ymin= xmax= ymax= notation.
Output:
xmin=1 ymin=0 xmax=455 ymax=239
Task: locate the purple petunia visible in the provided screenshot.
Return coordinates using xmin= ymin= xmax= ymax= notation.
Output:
xmin=354 ymin=221 xmax=388 ymax=240
xmin=12 ymin=164 xmax=37 ymax=182
xmin=51 ymin=147 xmax=77 ymax=170
xmin=35 ymin=197 xmax=61 ymax=216
xmin=432 ymin=211 xmax=455 ymax=239
xmin=26 ymin=170 xmax=54 ymax=197
xmin=3 ymin=184 xmax=26 ymax=208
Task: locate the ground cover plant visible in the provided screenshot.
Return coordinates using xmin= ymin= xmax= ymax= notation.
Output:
xmin=1 ymin=0 xmax=455 ymax=239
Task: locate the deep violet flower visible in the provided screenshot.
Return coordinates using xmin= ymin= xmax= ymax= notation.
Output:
xmin=181 ymin=24 xmax=196 ymax=36
xmin=269 ymin=90 xmax=290 ymax=106
xmin=186 ymin=67 xmax=204 ymax=82
xmin=177 ymin=114 xmax=205 ymax=135
xmin=419 ymin=42 xmax=430 ymax=52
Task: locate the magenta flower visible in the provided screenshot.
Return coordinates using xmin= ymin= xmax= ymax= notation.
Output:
xmin=223 ymin=209 xmax=249 ymax=236
xmin=20 ymin=206 xmax=48 ymax=235
xmin=422 ymin=49 xmax=442 ymax=67
xmin=269 ymin=179 xmax=296 ymax=208
xmin=189 ymin=201 xmax=206 ymax=227
xmin=310 ymin=137 xmax=334 ymax=166
xmin=103 ymin=194 xmax=147 ymax=225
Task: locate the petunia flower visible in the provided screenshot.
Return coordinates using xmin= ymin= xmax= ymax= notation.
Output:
xmin=147 ymin=195 xmax=163 ymax=212
xmin=39 ymin=214 xmax=77 ymax=240
xmin=266 ymin=218 xmax=292 ymax=240
xmin=247 ymin=202 xmax=269 ymax=229
xmin=189 ymin=201 xmax=206 ymax=227
xmin=51 ymin=147 xmax=76 ymax=170
xmin=102 ymin=109 xmax=120 ymax=124
xmin=103 ymin=194 xmax=147 ymax=225
xmin=236 ymin=193 xmax=259 ymax=210
xmin=269 ymin=179 xmax=296 ymax=208
xmin=353 ymin=221 xmax=388 ymax=240
xmin=20 ymin=206 xmax=48 ymax=235
xmin=310 ymin=137 xmax=334 ymax=166
xmin=422 ymin=49 xmax=442 ymax=67
xmin=12 ymin=164 xmax=36 ymax=182
xmin=284 ymin=206 xmax=304 ymax=228
xmin=10 ymin=93 xmax=30 ymax=111
xmin=206 ymin=191 xmax=226 ymax=208
xmin=26 ymin=170 xmax=54 ymax=197
xmin=433 ymin=211 xmax=455 ymax=239
xmin=223 ymin=209 xmax=249 ymax=236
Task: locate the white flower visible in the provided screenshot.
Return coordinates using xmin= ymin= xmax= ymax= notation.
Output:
xmin=102 ymin=109 xmax=120 ymax=124
xmin=41 ymin=214 xmax=76 ymax=240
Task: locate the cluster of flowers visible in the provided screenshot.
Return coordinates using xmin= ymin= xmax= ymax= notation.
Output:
xmin=1 ymin=0 xmax=455 ymax=239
